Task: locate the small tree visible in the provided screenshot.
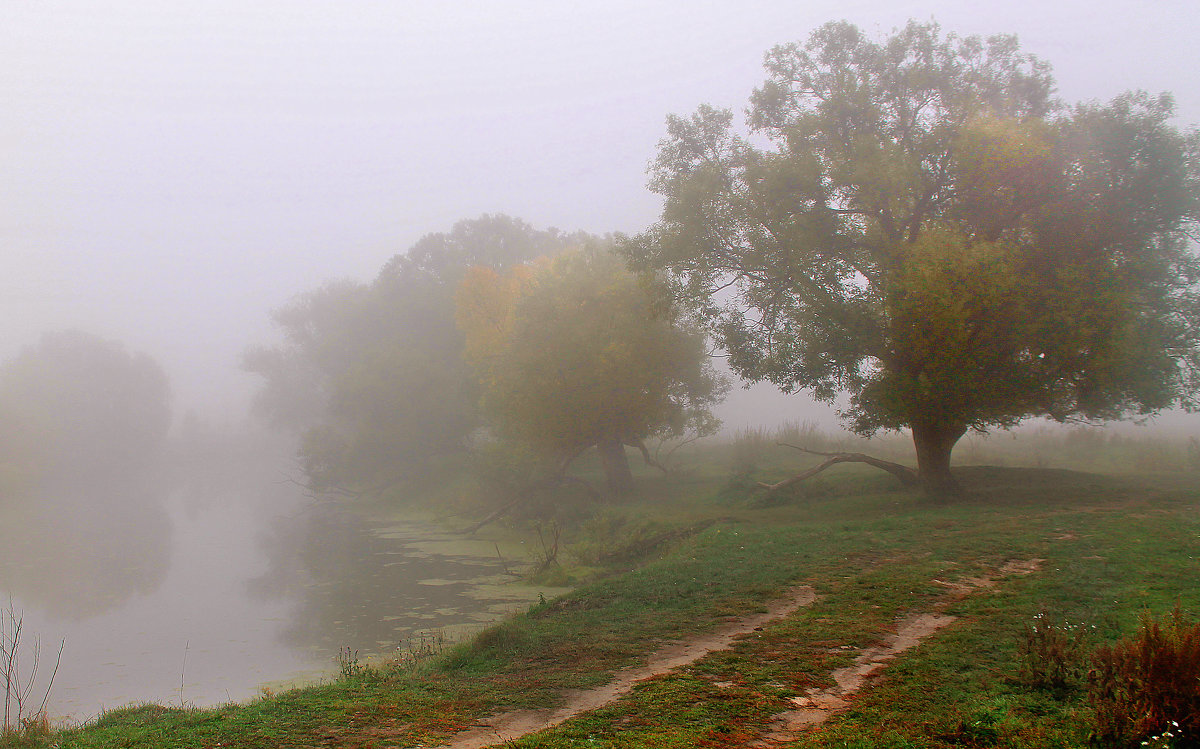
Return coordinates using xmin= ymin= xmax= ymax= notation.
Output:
xmin=624 ymin=20 xmax=1200 ymax=493
xmin=457 ymin=247 xmax=725 ymax=494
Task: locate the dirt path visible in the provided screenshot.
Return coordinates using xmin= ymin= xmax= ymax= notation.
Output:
xmin=426 ymin=585 xmax=818 ymax=749
xmin=750 ymin=558 xmax=1045 ymax=746
xmin=749 ymin=611 xmax=958 ymax=745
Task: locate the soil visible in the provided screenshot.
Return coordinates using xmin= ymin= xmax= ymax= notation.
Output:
xmin=748 ymin=612 xmax=959 ymax=745
xmin=427 ymin=585 xmax=818 ymax=749
xmin=750 ymin=557 xmax=1044 ymax=746
xmin=426 ymin=557 xmax=1044 ymax=749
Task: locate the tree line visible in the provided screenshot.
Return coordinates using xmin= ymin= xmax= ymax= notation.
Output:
xmin=242 ymin=216 xmax=725 ymax=503
xmin=3 ymin=20 xmax=1197 ymax=501
xmin=252 ymin=21 xmax=1198 ymax=499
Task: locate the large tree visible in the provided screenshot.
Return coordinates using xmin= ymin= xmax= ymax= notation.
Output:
xmin=623 ymin=21 xmax=1200 ymax=493
xmin=243 ymin=215 xmax=584 ymax=493
xmin=457 ymin=246 xmax=726 ymax=494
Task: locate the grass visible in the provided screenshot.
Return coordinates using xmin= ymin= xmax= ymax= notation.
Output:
xmin=6 ymin=456 xmax=1200 ymax=748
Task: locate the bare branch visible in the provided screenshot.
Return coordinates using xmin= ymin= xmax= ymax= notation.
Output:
xmin=756 ymin=443 xmax=919 ymax=491
xmin=629 ymin=439 xmax=670 ymax=475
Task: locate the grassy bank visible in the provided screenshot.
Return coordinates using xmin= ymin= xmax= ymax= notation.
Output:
xmin=8 ymin=462 xmax=1199 ymax=748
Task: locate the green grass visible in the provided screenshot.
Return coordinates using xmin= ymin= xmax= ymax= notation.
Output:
xmin=7 ymin=463 xmax=1199 ymax=748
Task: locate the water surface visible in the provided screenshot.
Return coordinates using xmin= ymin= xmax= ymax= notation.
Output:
xmin=0 ymin=476 xmax=552 ymax=723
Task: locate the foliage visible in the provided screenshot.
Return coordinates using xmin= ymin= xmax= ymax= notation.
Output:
xmin=1088 ymin=604 xmax=1200 ymax=747
xmin=335 ymin=647 xmax=364 ymax=680
xmin=569 ymin=510 xmax=673 ymax=565
xmin=623 ymin=20 xmax=1200 ymax=490
xmin=457 ymin=245 xmax=726 ymax=492
xmin=1017 ymin=611 xmax=1092 ymax=693
xmin=0 ymin=330 xmax=171 ymax=488
xmin=243 ymin=215 xmax=582 ymax=492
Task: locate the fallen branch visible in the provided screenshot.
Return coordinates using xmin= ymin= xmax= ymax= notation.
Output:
xmin=756 ymin=443 xmax=919 ymax=492
xmin=530 ymin=524 xmax=561 ymax=577
xmin=460 ymin=475 xmax=602 ymax=535
xmin=629 ymin=439 xmax=669 ymax=475
xmin=460 ymin=493 xmax=528 ymax=536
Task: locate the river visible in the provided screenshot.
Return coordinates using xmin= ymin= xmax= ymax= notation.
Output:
xmin=0 ymin=467 xmax=556 ymax=724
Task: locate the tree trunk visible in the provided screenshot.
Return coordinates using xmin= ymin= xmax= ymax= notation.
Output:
xmin=911 ymin=421 xmax=967 ymax=495
xmin=597 ymin=438 xmax=635 ymax=495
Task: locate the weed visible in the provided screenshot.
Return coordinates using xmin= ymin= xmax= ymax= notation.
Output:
xmin=728 ymin=428 xmax=770 ymax=473
xmin=527 ymin=522 xmax=562 ymax=582
xmin=937 ymin=708 xmax=1003 ymax=746
xmin=1017 ymin=611 xmax=1093 ymax=692
xmin=0 ymin=601 xmax=63 ymax=738
xmin=1142 ymin=721 xmax=1184 ymax=749
xmin=570 ymin=511 xmax=668 ymax=565
xmin=387 ymin=630 xmax=447 ymax=672
xmin=1088 ymin=604 xmax=1200 ymax=747
xmin=0 ymin=711 xmax=53 ymax=747
xmin=336 ymin=647 xmax=364 ymax=680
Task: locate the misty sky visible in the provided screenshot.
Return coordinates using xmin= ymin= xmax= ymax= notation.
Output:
xmin=4 ymin=0 xmax=1198 ymax=427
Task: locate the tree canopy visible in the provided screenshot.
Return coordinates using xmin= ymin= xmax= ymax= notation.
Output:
xmin=243 ymin=215 xmax=586 ymax=493
xmin=457 ymin=246 xmax=726 ymax=494
xmin=0 ymin=330 xmax=171 ymax=489
xmin=623 ymin=20 xmax=1200 ymax=492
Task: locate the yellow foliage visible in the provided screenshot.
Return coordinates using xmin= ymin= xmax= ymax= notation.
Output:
xmin=951 ymin=114 xmax=1060 ymax=238
xmin=455 ymin=249 xmax=722 ymax=459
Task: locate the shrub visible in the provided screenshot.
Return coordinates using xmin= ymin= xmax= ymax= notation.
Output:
xmin=570 ymin=511 xmax=669 ymax=565
xmin=1017 ymin=612 xmax=1092 ymax=693
xmin=1088 ymin=605 xmax=1200 ymax=747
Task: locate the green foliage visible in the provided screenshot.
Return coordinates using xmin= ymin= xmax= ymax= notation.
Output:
xmin=1088 ymin=605 xmax=1200 ymax=747
xmin=336 ymin=647 xmax=364 ymax=679
xmin=243 ymin=215 xmax=581 ymax=492
xmin=569 ymin=510 xmax=673 ymax=565
xmin=1017 ymin=612 xmax=1093 ymax=693
xmin=457 ymin=245 xmax=727 ymax=492
xmin=624 ymin=20 xmax=1200 ymax=487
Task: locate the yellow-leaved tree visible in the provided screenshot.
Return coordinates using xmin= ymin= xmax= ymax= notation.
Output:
xmin=457 ymin=246 xmax=726 ymax=494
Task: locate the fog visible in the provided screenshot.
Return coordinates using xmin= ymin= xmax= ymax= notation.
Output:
xmin=2 ymin=0 xmax=1200 ymax=724
xmin=3 ymin=0 xmax=1198 ymax=423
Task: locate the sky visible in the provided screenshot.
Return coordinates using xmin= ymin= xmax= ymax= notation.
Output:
xmin=3 ymin=0 xmax=1199 ymax=428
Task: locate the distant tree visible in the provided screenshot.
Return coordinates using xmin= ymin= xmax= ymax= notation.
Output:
xmin=0 ymin=330 xmax=171 ymax=486
xmin=623 ymin=20 xmax=1200 ymax=493
xmin=243 ymin=215 xmax=584 ymax=493
xmin=457 ymin=246 xmax=726 ymax=494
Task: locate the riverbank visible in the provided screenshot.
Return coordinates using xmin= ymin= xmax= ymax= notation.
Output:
xmin=9 ymin=464 xmax=1199 ymax=748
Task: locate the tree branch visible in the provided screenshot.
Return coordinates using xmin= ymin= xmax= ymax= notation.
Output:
xmin=459 ymin=473 xmax=603 ymax=535
xmin=629 ymin=438 xmax=670 ymax=474
xmin=756 ymin=442 xmax=919 ymax=491
xmin=460 ymin=493 xmax=528 ymax=536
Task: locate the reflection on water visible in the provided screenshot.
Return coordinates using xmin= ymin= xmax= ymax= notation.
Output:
xmin=0 ymin=480 xmax=171 ymax=620
xmin=0 ymin=475 xmax=556 ymax=723
xmin=250 ymin=504 xmax=548 ymax=652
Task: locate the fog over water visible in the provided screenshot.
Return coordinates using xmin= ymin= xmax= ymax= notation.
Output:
xmin=0 ymin=438 xmax=557 ymax=721
xmin=2 ymin=0 xmax=1200 ymax=723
